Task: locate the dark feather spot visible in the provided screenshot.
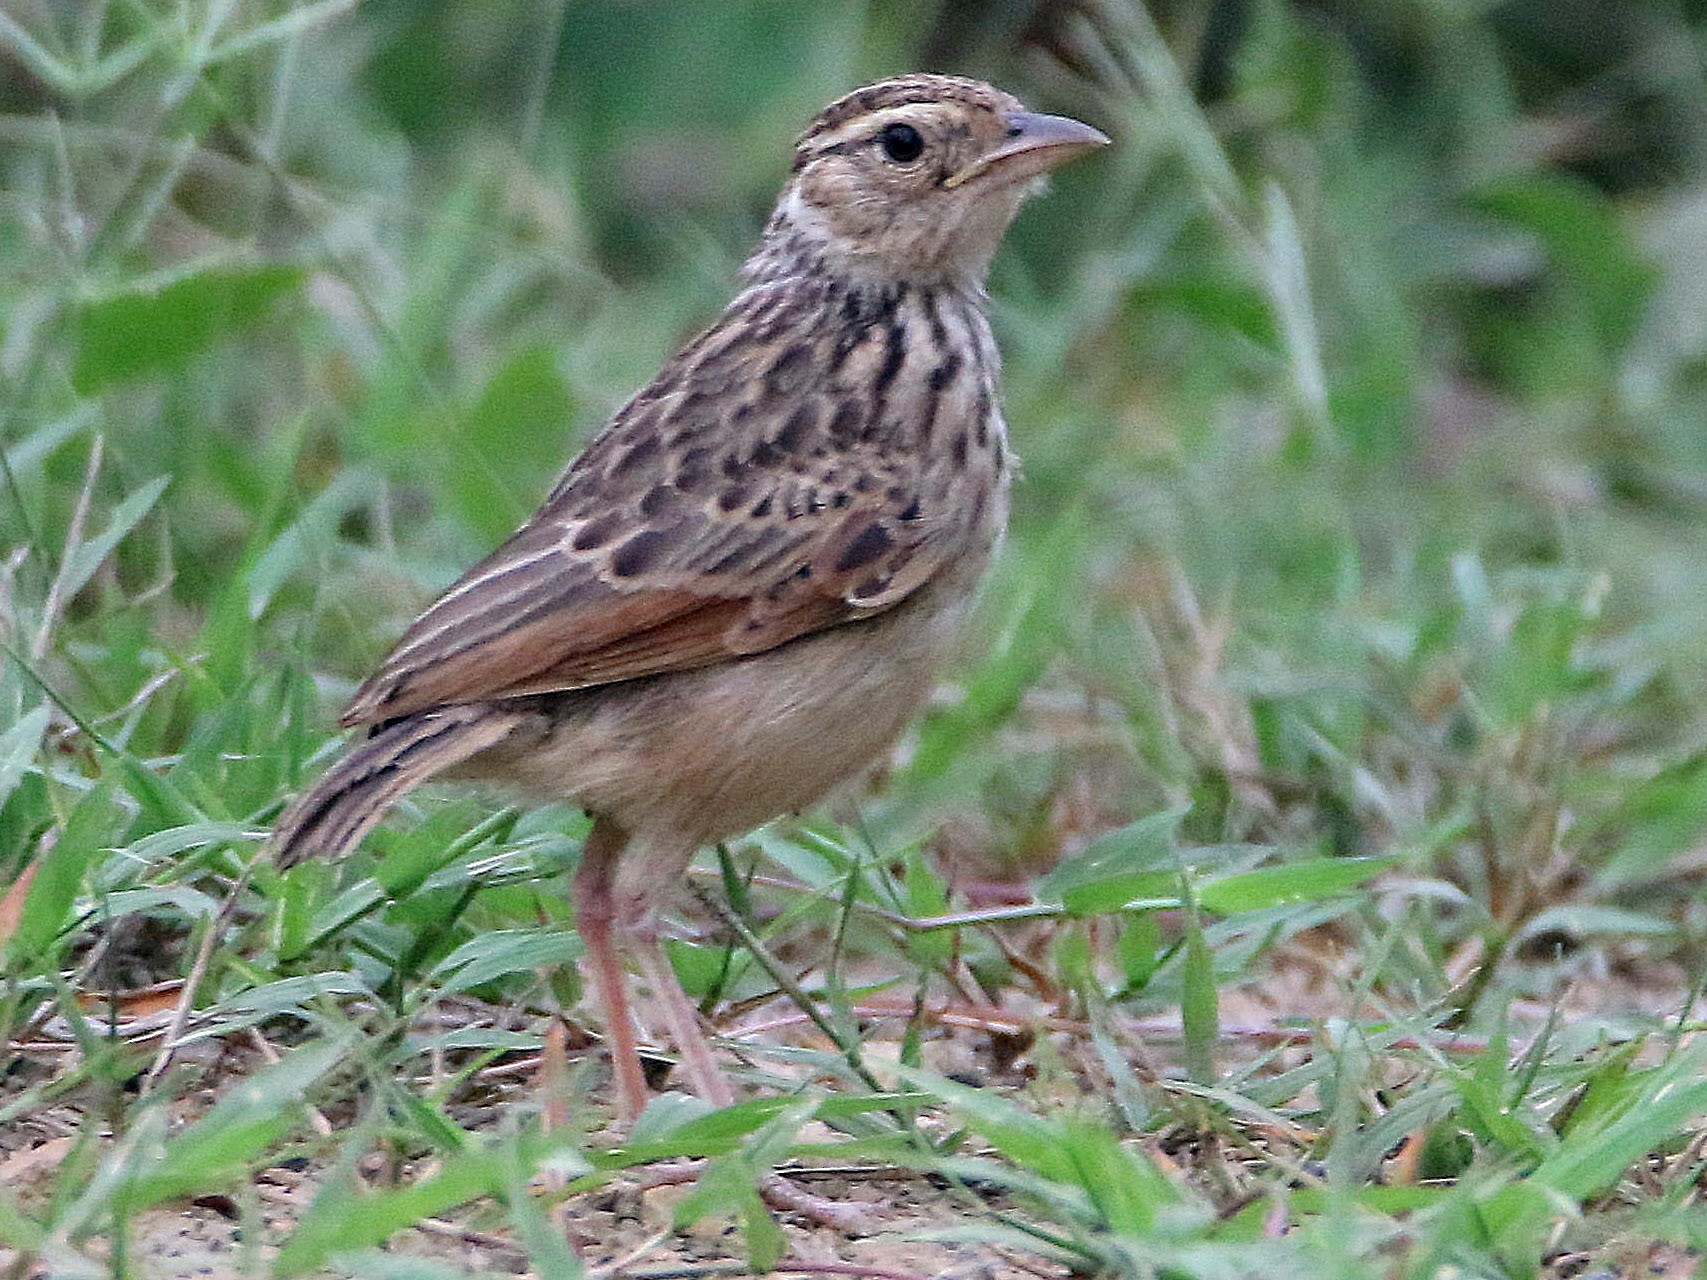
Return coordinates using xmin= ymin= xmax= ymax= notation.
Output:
xmin=951 ymin=431 xmax=969 ymax=466
xmin=775 ymin=403 xmax=816 ymax=452
xmin=920 ymin=388 xmax=943 ymax=444
xmin=922 ymin=289 xmax=948 ymax=346
xmin=717 ymin=484 xmax=753 ymax=513
xmin=572 ymin=511 xmax=625 ymax=551
xmin=874 ymin=322 xmax=907 ymax=396
xmin=899 ymin=500 xmax=922 ymax=521
xmin=675 ymin=388 xmax=717 ymax=419
xmin=751 ymin=494 xmax=774 ymax=518
xmin=674 ymin=446 xmax=712 ymax=492
xmin=827 ymin=400 xmax=864 ymax=447
xmin=609 ymin=434 xmax=659 ymax=477
xmin=765 ymin=344 xmax=813 ymax=398
xmin=828 ymin=330 xmax=863 ymax=373
xmin=834 ymin=523 xmax=893 ymax=572
xmin=640 ymin=486 xmax=688 ymax=519
xmin=928 ymin=353 xmax=961 ymax=391
xmin=609 ymin=530 xmax=669 ymax=577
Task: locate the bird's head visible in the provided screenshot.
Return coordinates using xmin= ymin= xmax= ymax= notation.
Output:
xmin=751 ymin=74 xmax=1108 ymax=291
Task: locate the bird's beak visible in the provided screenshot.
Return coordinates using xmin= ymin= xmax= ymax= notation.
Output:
xmin=943 ymin=111 xmax=1111 ymax=190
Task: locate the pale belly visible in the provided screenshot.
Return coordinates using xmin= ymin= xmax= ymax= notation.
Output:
xmin=459 ymin=571 xmax=980 ymax=850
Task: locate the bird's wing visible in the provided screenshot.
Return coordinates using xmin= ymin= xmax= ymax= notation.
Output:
xmin=338 ymin=284 xmax=992 ymax=727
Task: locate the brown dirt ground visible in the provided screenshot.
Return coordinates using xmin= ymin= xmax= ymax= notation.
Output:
xmin=3 ymin=931 xmax=1703 ymax=1278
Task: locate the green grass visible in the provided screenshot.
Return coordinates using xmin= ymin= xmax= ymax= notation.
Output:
xmin=6 ymin=1 xmax=1707 ymax=1276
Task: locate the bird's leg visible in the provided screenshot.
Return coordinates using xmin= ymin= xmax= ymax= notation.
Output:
xmin=581 ymin=830 xmax=878 ymax=1231
xmin=627 ymin=913 xmax=879 ymax=1233
xmin=572 ymin=817 xmax=650 ymax=1123
xmin=630 ymin=925 xmax=735 ymax=1109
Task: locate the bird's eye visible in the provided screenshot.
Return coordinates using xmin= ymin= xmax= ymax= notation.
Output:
xmin=877 ymin=123 xmax=925 ymax=164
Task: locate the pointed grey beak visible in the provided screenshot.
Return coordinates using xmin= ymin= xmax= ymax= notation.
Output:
xmin=943 ymin=110 xmax=1111 ymax=189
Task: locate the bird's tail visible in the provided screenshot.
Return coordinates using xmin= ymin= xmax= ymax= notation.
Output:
xmin=270 ymin=704 xmax=522 ymax=868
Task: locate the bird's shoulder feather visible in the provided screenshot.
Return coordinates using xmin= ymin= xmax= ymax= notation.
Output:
xmin=339 ymin=279 xmax=997 ymax=727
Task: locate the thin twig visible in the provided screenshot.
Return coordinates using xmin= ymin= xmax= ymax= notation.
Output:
xmin=412 ymin=1215 xmax=529 ymax=1256
xmin=615 ymin=1263 xmax=931 ymax=1280
xmin=587 ymin=1226 xmax=674 ymax=1279
xmin=141 ymin=859 xmax=254 ymax=1092
xmin=689 ymin=884 xmax=885 ymax=1097
xmin=247 ymin=1027 xmax=334 ymax=1137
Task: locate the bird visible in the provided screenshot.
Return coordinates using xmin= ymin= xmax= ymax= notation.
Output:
xmin=271 ymin=74 xmax=1108 ymax=1121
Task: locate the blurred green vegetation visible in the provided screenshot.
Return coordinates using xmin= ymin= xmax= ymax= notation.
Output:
xmin=8 ymin=0 xmax=1707 ymax=1273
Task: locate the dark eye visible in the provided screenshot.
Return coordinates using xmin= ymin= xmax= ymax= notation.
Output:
xmin=877 ymin=123 xmax=925 ymax=164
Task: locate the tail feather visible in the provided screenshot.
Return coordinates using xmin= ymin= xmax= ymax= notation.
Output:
xmin=270 ymin=705 xmax=521 ymax=868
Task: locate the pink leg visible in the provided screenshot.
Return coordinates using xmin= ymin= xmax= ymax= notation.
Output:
xmin=572 ymin=818 xmax=650 ymax=1123
xmin=635 ymin=927 xmax=881 ymax=1232
xmin=585 ymin=832 xmax=879 ymax=1232
xmin=632 ymin=928 xmax=735 ymax=1108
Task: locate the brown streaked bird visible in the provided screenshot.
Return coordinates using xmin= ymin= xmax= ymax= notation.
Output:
xmin=272 ymin=74 xmax=1107 ymax=1120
